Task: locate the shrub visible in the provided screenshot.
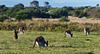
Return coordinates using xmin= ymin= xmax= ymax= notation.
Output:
xmin=78 ymin=12 xmax=87 ymax=18
xmin=73 ymin=10 xmax=81 ymax=17
xmin=15 ymin=11 xmax=32 ymax=21
xmin=48 ymin=8 xmax=68 ymax=18
xmin=0 ymin=21 xmax=100 ymax=32
xmin=53 ymin=26 xmax=65 ymax=32
xmin=0 ymin=16 xmax=8 ymax=22
xmin=5 ymin=3 xmax=24 ymax=17
xmin=87 ymin=8 xmax=100 ymax=18
xmin=59 ymin=16 xmax=69 ymax=22
xmin=93 ymin=8 xmax=100 ymax=18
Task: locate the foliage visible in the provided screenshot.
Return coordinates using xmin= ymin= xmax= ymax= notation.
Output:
xmin=93 ymin=8 xmax=100 ymax=18
xmin=48 ymin=8 xmax=68 ymax=18
xmin=15 ymin=10 xmax=32 ymax=21
xmin=59 ymin=16 xmax=69 ymax=22
xmin=5 ymin=3 xmax=24 ymax=17
xmin=44 ymin=2 xmax=49 ymax=7
xmin=87 ymin=7 xmax=100 ymax=18
xmin=1 ymin=21 xmax=100 ymax=32
xmin=73 ymin=10 xmax=81 ymax=17
xmin=0 ymin=16 xmax=8 ymax=22
xmin=0 ymin=5 xmax=5 ymax=9
xmin=0 ymin=5 xmax=8 ymax=15
xmin=78 ymin=12 xmax=87 ymax=18
xmin=96 ymin=4 xmax=99 ymax=7
xmin=30 ymin=0 xmax=39 ymax=7
xmin=0 ymin=3 xmax=100 ymax=20
xmin=23 ymin=7 xmax=50 ymax=18
xmin=69 ymin=7 xmax=94 ymax=18
xmin=62 ymin=6 xmax=74 ymax=11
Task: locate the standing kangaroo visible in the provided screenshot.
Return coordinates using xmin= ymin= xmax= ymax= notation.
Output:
xmin=84 ymin=27 xmax=90 ymax=35
xmin=14 ymin=29 xmax=18 ymax=39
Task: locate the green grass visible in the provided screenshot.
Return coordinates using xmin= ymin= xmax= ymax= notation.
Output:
xmin=0 ymin=31 xmax=100 ymax=54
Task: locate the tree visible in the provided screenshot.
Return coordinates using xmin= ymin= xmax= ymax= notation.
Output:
xmin=48 ymin=8 xmax=68 ymax=18
xmin=87 ymin=8 xmax=96 ymax=18
xmin=93 ymin=8 xmax=100 ymax=18
xmin=30 ymin=0 xmax=39 ymax=7
xmin=96 ymin=4 xmax=99 ymax=8
xmin=0 ymin=16 xmax=8 ymax=22
xmin=14 ymin=3 xmax=24 ymax=8
xmin=62 ymin=6 xmax=74 ymax=11
xmin=44 ymin=2 xmax=49 ymax=8
xmin=73 ymin=10 xmax=81 ymax=17
xmin=44 ymin=2 xmax=49 ymax=6
xmin=24 ymin=7 xmax=50 ymax=18
xmin=0 ymin=5 xmax=8 ymax=15
xmin=59 ymin=16 xmax=69 ymax=22
xmin=0 ymin=5 xmax=5 ymax=9
xmin=5 ymin=3 xmax=24 ymax=17
xmin=15 ymin=10 xmax=32 ymax=21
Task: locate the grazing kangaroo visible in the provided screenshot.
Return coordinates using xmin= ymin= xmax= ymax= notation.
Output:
xmin=84 ymin=27 xmax=90 ymax=35
xmin=33 ymin=36 xmax=48 ymax=48
xmin=18 ymin=27 xmax=25 ymax=34
xmin=14 ymin=29 xmax=18 ymax=39
xmin=65 ymin=30 xmax=73 ymax=37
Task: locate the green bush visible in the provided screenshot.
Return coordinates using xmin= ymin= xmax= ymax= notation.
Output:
xmin=78 ymin=12 xmax=87 ymax=18
xmin=93 ymin=9 xmax=100 ymax=18
xmin=87 ymin=7 xmax=100 ymax=18
xmin=59 ymin=16 xmax=69 ymax=22
xmin=0 ymin=16 xmax=8 ymax=22
xmin=73 ymin=10 xmax=81 ymax=17
xmin=53 ymin=26 xmax=65 ymax=32
xmin=5 ymin=3 xmax=24 ymax=17
xmin=48 ymin=8 xmax=68 ymax=18
xmin=15 ymin=10 xmax=32 ymax=21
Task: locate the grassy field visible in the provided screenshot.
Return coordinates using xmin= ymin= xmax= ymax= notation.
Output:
xmin=0 ymin=31 xmax=100 ymax=54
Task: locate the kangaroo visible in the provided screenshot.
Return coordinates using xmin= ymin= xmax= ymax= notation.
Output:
xmin=33 ymin=36 xmax=48 ymax=48
xmin=18 ymin=27 xmax=25 ymax=34
xmin=84 ymin=27 xmax=90 ymax=35
xmin=14 ymin=29 xmax=18 ymax=39
xmin=65 ymin=30 xmax=73 ymax=37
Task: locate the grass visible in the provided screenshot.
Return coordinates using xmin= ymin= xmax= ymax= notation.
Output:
xmin=0 ymin=31 xmax=100 ymax=54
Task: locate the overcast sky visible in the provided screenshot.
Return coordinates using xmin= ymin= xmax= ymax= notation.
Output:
xmin=0 ymin=0 xmax=100 ymax=7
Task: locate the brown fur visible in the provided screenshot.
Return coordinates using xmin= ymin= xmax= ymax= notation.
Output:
xmin=18 ymin=27 xmax=25 ymax=34
xmin=84 ymin=27 xmax=90 ymax=35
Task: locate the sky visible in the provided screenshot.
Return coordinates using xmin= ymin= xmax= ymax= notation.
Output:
xmin=0 ymin=0 xmax=100 ymax=7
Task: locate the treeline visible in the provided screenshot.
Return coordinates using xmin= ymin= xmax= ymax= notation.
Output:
xmin=0 ymin=3 xmax=100 ymax=22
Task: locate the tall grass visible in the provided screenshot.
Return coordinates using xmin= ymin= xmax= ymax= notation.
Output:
xmin=0 ymin=21 xmax=100 ymax=32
